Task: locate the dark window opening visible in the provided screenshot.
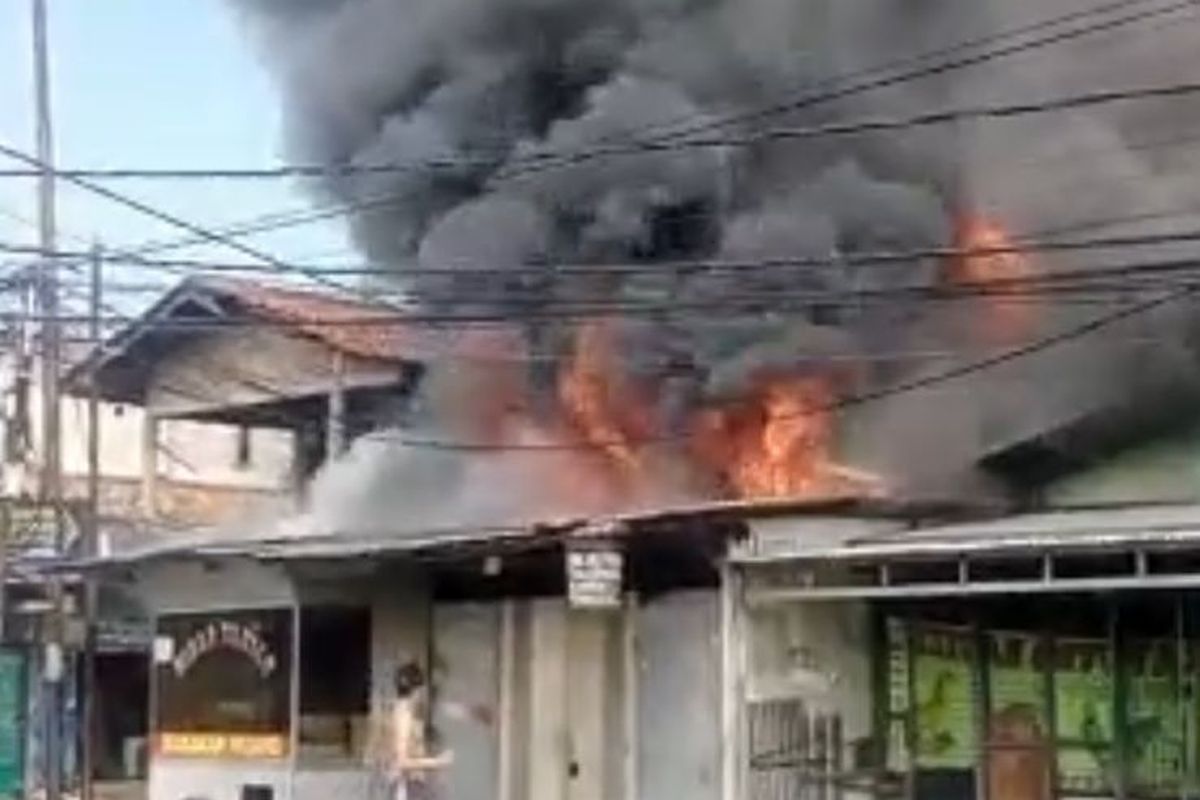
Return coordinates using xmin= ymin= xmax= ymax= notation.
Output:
xmin=298 ymin=606 xmax=371 ymax=762
xmin=94 ymin=653 xmax=149 ymax=780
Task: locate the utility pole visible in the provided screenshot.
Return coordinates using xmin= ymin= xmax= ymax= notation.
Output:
xmin=80 ymin=245 xmax=100 ymax=800
xmin=326 ymin=351 xmax=347 ymax=458
xmin=31 ymin=1 xmax=64 ymax=799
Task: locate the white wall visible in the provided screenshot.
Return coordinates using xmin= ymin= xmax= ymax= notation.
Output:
xmin=638 ymin=591 xmax=723 ymax=800
xmin=3 ymin=376 xmax=292 ymax=493
xmin=433 ymin=603 xmax=501 ymax=800
xmin=63 ymin=398 xmax=292 ymax=489
xmin=134 ymin=559 xmax=296 ymax=613
xmin=746 ymin=599 xmax=875 ymax=800
xmin=748 ymin=600 xmax=872 ymax=716
xmin=421 ymin=591 xmax=725 ymax=800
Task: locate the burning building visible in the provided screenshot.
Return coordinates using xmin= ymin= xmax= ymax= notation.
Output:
xmin=224 ymin=0 xmax=1200 ymax=522
xmin=51 ymin=1 xmax=1200 ymax=800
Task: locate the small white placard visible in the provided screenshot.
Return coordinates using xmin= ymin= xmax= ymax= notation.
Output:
xmin=567 ymin=543 xmax=624 ymax=609
xmin=43 ymin=643 xmax=64 ymax=683
xmin=153 ymin=635 xmax=175 ymax=665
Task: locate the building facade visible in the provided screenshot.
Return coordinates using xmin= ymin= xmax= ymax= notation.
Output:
xmin=86 ymin=511 xmax=735 ymax=800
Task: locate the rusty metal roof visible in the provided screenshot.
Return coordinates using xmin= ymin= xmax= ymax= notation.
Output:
xmin=52 ymin=495 xmax=974 ymax=571
xmin=64 ymin=276 xmax=529 ymax=403
xmin=202 ymin=277 xmax=429 ymax=362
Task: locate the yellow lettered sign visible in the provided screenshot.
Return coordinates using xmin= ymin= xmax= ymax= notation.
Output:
xmin=157 ymin=732 xmax=287 ymax=759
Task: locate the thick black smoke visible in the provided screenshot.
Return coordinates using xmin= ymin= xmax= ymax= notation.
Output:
xmin=231 ymin=0 xmax=1200 ymax=502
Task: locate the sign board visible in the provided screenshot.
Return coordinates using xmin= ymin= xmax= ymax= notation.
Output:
xmin=157 ymin=732 xmax=287 ymax=759
xmin=912 ymin=625 xmax=976 ymax=768
xmin=0 ymin=650 xmax=26 ymax=795
xmin=155 ymin=610 xmax=292 ymax=760
xmin=1054 ymin=637 xmax=1113 ymax=793
xmin=2 ymin=500 xmax=81 ymax=557
xmin=566 ymin=540 xmax=624 ymax=609
xmin=153 ymin=636 xmax=174 ymax=665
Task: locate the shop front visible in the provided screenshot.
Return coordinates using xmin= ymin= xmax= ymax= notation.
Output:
xmin=126 ymin=556 xmax=377 ymax=800
xmin=876 ymin=594 xmax=1200 ymax=800
xmin=733 ymin=507 xmax=1200 ymax=800
xmin=153 ymin=609 xmax=294 ymax=763
xmin=92 ymin=511 xmax=737 ymax=800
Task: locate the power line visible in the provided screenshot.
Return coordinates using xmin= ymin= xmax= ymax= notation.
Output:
xmin=7 ymin=214 xmax=1200 ymax=281
xmin=45 ymin=282 xmax=1197 ymax=455
xmin=5 ymin=79 xmax=1199 ymax=187
xmin=0 ymin=0 xmax=1171 ymax=184
xmin=318 ymin=287 xmax=1200 ymax=452
xmin=564 ymin=0 xmax=1199 ymax=147
xmin=12 ymin=260 xmax=1200 ymax=333
xmin=108 ymin=288 xmax=1196 ymax=453
xmin=83 ymin=0 xmax=1200 ymax=258
xmin=0 ymin=141 xmax=354 ymax=293
xmin=106 ymin=117 xmax=1200 ymax=274
xmin=492 ymin=1 xmax=1200 ymax=182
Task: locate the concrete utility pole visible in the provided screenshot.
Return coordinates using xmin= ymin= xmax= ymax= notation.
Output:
xmin=80 ymin=245 xmax=101 ymax=800
xmin=31 ymin=1 xmax=65 ymax=798
xmin=326 ymin=350 xmax=348 ymax=457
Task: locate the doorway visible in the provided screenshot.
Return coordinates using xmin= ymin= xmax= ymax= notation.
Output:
xmin=93 ymin=652 xmax=148 ymax=781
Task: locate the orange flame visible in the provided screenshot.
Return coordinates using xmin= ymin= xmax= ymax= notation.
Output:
xmin=943 ymin=214 xmax=1036 ymax=341
xmin=445 ymin=320 xmax=882 ymax=513
xmin=690 ymin=375 xmax=875 ymax=500
xmin=556 ymin=320 xmax=658 ymax=501
xmin=552 ymin=322 xmax=882 ymax=504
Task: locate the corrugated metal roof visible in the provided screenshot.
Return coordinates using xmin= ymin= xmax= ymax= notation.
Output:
xmin=736 ymin=502 xmax=1200 ymax=563
xmin=55 ymin=496 xmax=973 ymax=571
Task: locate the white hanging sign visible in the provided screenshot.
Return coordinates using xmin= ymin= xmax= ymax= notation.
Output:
xmin=566 ymin=539 xmax=624 ymax=609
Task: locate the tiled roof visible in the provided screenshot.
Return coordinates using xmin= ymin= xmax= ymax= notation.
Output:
xmin=66 ymin=275 xmax=533 ymax=402
xmin=202 ymin=277 xmax=530 ymax=364
xmin=203 ymin=277 xmax=427 ymax=362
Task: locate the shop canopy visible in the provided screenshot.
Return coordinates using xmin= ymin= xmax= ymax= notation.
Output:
xmin=736 ymin=503 xmax=1200 ymax=602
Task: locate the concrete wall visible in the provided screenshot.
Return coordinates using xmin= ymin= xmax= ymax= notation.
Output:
xmin=745 ymin=598 xmax=875 ymax=800
xmin=132 ymin=562 xmax=733 ymax=800
xmin=415 ymin=591 xmax=725 ymax=800
xmin=11 ymin=388 xmax=292 ymax=490
xmin=638 ymin=590 xmax=722 ymax=800
xmin=135 ymin=559 xmax=296 ymax=614
xmin=148 ymin=759 xmax=373 ymax=800
xmin=432 ymin=603 xmax=500 ymax=800
xmin=3 ymin=382 xmax=293 ymax=529
xmin=748 ymin=600 xmax=871 ymax=715
xmin=145 ymin=326 xmax=401 ymax=418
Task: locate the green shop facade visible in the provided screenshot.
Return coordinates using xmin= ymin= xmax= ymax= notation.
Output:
xmin=732 ymin=510 xmax=1200 ymax=800
xmin=880 ymin=595 xmax=1200 ymax=800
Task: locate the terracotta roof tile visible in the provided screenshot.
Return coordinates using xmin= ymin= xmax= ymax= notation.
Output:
xmin=199 ymin=277 xmax=529 ymax=364
xmin=204 ymin=277 xmax=422 ymax=361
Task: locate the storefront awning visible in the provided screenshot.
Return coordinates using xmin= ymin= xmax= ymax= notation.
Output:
xmin=736 ymin=504 xmax=1200 ymax=601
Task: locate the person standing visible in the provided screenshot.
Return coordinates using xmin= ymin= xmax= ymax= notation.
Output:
xmin=372 ymin=661 xmax=452 ymax=800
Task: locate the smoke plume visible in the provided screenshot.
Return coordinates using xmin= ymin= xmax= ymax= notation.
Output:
xmin=230 ymin=0 xmax=1200 ymax=523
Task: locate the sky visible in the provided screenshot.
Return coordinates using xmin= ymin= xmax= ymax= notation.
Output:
xmin=0 ymin=0 xmax=351 ymax=310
